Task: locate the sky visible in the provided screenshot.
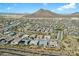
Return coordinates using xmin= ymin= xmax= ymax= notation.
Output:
xmin=0 ymin=3 xmax=79 ymax=14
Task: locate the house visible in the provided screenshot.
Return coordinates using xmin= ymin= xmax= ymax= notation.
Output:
xmin=0 ymin=39 xmax=7 ymax=45
xmin=29 ymin=39 xmax=39 ymax=45
xmin=21 ymin=34 xmax=29 ymax=38
xmin=37 ymin=28 xmax=41 ymax=31
xmin=4 ymin=31 xmax=16 ymax=36
xmin=45 ymin=29 xmax=48 ymax=33
xmin=38 ymin=40 xmax=48 ymax=47
xmin=4 ymin=31 xmax=12 ymax=35
xmin=7 ymin=32 xmax=16 ymax=36
xmin=44 ymin=28 xmax=49 ymax=33
xmin=69 ymin=31 xmax=79 ymax=36
xmin=36 ymin=35 xmax=43 ymax=39
xmin=18 ymin=38 xmax=31 ymax=45
xmin=44 ymin=35 xmax=51 ymax=40
xmin=11 ymin=36 xmax=23 ymax=45
xmin=29 ymin=34 xmax=36 ymax=39
xmin=48 ymin=40 xmax=58 ymax=48
xmin=3 ymin=28 xmax=9 ymax=32
xmin=7 ymin=39 xmax=14 ymax=44
xmin=41 ymin=28 xmax=45 ymax=32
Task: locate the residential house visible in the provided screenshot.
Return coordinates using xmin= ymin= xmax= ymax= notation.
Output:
xmin=36 ymin=35 xmax=43 ymax=39
xmin=44 ymin=35 xmax=51 ymax=40
xmin=21 ymin=34 xmax=29 ymax=38
xmin=48 ymin=40 xmax=58 ymax=48
xmin=0 ymin=39 xmax=7 ymax=45
xmin=38 ymin=39 xmax=48 ymax=47
xmin=29 ymin=39 xmax=39 ymax=45
xmin=18 ymin=38 xmax=31 ymax=45
xmin=11 ymin=36 xmax=23 ymax=45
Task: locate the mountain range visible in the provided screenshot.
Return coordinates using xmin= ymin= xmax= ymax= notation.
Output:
xmin=24 ymin=9 xmax=79 ymax=18
xmin=0 ymin=9 xmax=79 ymax=18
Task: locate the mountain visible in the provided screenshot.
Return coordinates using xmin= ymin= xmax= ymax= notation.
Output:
xmin=24 ymin=9 xmax=61 ymax=18
xmin=32 ymin=9 xmax=58 ymax=17
xmin=66 ymin=12 xmax=79 ymax=17
xmin=72 ymin=12 xmax=79 ymax=14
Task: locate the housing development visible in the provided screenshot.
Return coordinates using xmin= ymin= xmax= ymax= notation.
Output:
xmin=0 ymin=8 xmax=79 ymax=56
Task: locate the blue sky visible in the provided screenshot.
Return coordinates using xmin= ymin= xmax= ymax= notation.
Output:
xmin=0 ymin=3 xmax=79 ymax=14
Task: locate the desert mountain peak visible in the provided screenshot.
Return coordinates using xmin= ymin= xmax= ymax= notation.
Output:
xmin=31 ymin=9 xmax=58 ymax=17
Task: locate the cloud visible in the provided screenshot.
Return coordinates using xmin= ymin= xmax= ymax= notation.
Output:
xmin=51 ymin=10 xmax=55 ymax=12
xmin=57 ymin=3 xmax=76 ymax=10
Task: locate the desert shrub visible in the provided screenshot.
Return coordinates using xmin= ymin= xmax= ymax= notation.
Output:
xmin=76 ymin=53 xmax=79 ymax=56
